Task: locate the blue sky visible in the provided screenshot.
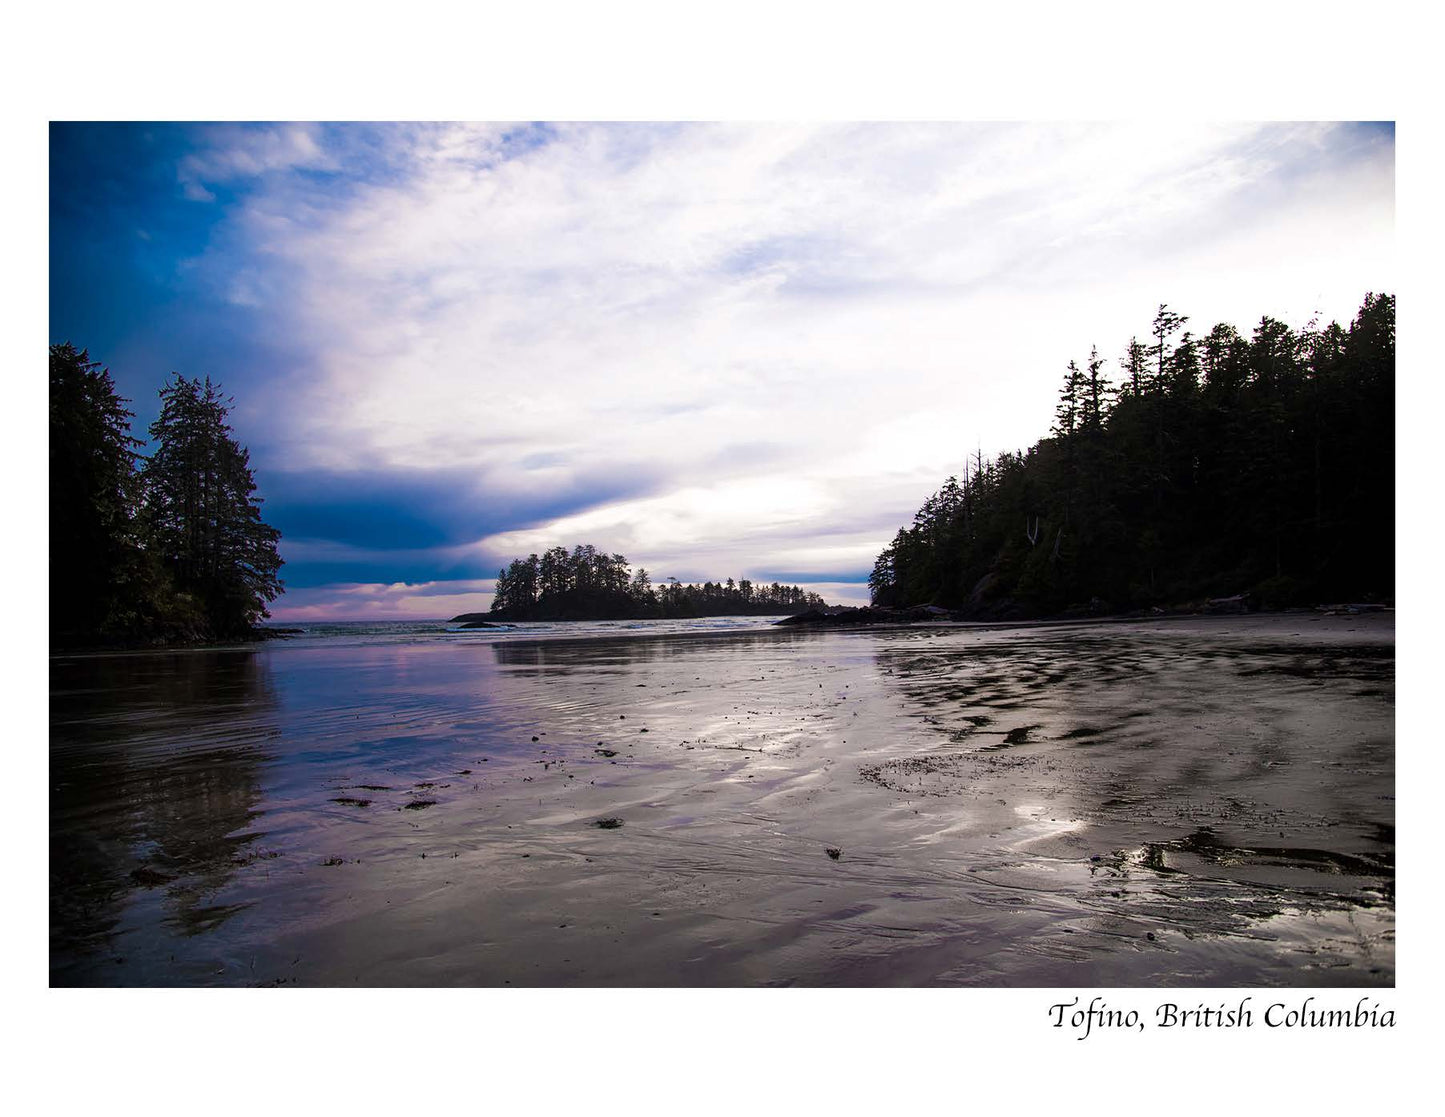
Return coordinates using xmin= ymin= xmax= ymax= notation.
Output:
xmin=50 ymin=122 xmax=1394 ymax=619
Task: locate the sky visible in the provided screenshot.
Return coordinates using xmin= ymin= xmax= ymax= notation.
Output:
xmin=49 ymin=121 xmax=1395 ymax=620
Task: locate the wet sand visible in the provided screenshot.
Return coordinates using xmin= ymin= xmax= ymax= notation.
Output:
xmin=50 ymin=613 xmax=1394 ymax=986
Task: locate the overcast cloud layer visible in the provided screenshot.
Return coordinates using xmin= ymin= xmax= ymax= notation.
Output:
xmin=50 ymin=122 xmax=1394 ymax=618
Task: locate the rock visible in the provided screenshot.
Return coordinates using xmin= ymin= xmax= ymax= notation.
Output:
xmin=774 ymin=607 xmax=835 ymax=626
xmin=777 ymin=606 xmax=895 ymax=627
xmin=1317 ymin=602 xmax=1390 ymax=615
xmin=825 ymin=847 xmax=842 ymax=860
xmin=594 ymin=817 xmax=624 ymax=829
xmin=777 ymin=603 xmax=966 ymax=627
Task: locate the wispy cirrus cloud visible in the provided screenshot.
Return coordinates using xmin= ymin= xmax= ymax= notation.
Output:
xmin=176 ymin=122 xmax=336 ymax=201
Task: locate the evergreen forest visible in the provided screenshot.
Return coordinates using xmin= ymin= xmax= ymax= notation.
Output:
xmin=50 ymin=344 xmax=284 ymax=646
xmin=869 ymin=293 xmax=1394 ymax=617
xmin=487 ymin=546 xmax=826 ymax=620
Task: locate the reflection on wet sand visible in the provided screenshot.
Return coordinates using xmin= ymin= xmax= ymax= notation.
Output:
xmin=50 ymin=614 xmax=1393 ymax=986
xmin=51 ymin=652 xmax=277 ymax=982
xmin=858 ymin=622 xmax=1393 ymax=983
xmin=491 ymin=627 xmax=819 ymax=672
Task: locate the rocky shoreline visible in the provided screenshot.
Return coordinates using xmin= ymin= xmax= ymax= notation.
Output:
xmin=51 ymin=624 xmax=305 ymax=654
xmin=774 ymin=597 xmax=1393 ymax=628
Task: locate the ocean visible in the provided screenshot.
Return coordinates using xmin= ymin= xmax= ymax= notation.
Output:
xmin=259 ymin=614 xmax=793 ymax=646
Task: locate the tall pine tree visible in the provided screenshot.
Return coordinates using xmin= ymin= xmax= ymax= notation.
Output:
xmin=141 ymin=375 xmax=283 ymax=638
xmin=50 ymin=344 xmax=146 ymax=641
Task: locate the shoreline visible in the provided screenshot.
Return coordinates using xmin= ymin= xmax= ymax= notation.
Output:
xmin=49 ymin=605 xmax=1397 ymax=661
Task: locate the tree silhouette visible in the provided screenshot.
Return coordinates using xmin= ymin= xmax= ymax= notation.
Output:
xmin=141 ymin=375 xmax=283 ymax=638
xmin=50 ymin=344 xmax=147 ymax=641
xmin=51 ymin=350 xmax=286 ymax=646
xmin=483 ymin=545 xmax=825 ymax=620
xmin=871 ymin=294 xmax=1394 ymax=616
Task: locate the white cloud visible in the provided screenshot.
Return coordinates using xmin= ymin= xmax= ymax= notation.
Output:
xmin=178 ymin=123 xmax=335 ymax=199
xmin=273 ymin=579 xmax=498 ymax=621
xmin=204 ymin=122 xmax=1392 ymax=605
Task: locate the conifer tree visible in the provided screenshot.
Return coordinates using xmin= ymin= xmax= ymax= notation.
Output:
xmin=141 ymin=375 xmax=283 ymax=637
xmin=50 ymin=344 xmax=145 ymax=640
xmin=1082 ymin=347 xmax=1106 ymax=431
xmin=1053 ymin=360 xmax=1082 ymax=439
xmin=1151 ymin=304 xmax=1188 ymax=391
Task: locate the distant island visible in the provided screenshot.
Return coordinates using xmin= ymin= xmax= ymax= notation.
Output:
xmin=473 ymin=544 xmax=827 ymax=621
xmin=868 ymin=294 xmax=1394 ymax=620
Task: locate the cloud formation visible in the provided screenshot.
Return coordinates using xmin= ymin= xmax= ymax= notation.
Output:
xmin=50 ymin=122 xmax=1394 ymax=618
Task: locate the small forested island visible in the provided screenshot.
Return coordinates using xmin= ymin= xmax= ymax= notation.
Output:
xmin=867 ymin=294 xmax=1394 ymax=620
xmin=50 ymin=344 xmax=284 ymax=647
xmin=475 ymin=545 xmax=827 ymax=620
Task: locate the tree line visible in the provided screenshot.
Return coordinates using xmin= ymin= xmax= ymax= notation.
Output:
xmin=869 ymin=293 xmax=1394 ymax=616
xmin=489 ymin=545 xmax=826 ymax=620
xmin=51 ymin=344 xmax=284 ymax=645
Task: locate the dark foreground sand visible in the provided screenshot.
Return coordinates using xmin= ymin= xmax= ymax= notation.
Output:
xmin=50 ymin=613 xmax=1394 ymax=986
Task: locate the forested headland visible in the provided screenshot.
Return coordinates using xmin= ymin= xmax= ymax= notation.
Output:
xmin=483 ymin=546 xmax=827 ymax=620
xmin=50 ymin=344 xmax=284 ymax=647
xmin=869 ymin=293 xmax=1394 ymax=618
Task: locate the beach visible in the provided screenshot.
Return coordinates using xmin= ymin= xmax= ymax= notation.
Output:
xmin=50 ymin=612 xmax=1394 ymax=987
